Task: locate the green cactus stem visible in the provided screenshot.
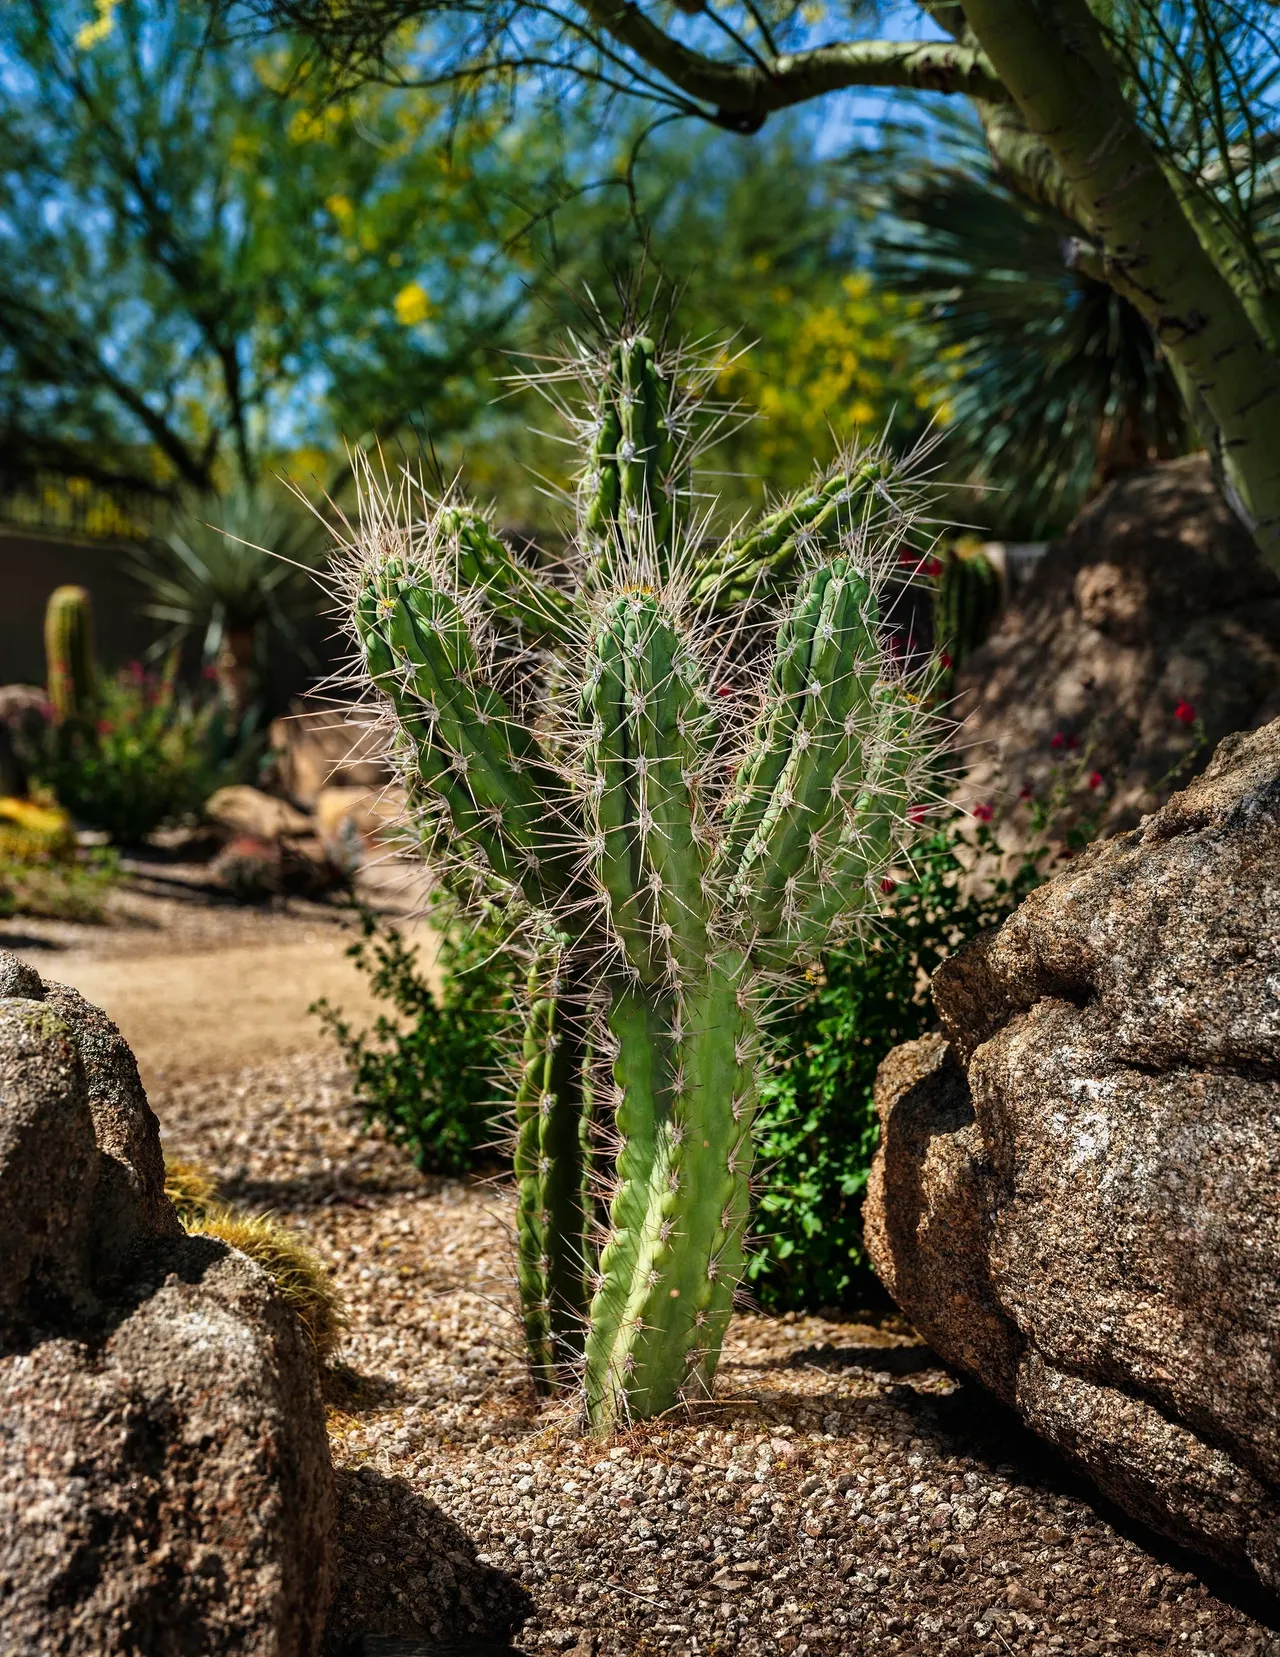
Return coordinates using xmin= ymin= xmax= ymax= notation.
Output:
xmin=514 ymin=948 xmax=593 ymax=1393
xmin=44 ymin=585 xmax=97 ymax=725
xmin=583 ymin=337 xmax=680 ymax=580
xmin=692 ymin=455 xmax=897 ymax=609
xmin=935 ymin=544 xmax=1002 ymax=673
xmin=339 ymin=328 xmax=943 ymax=1430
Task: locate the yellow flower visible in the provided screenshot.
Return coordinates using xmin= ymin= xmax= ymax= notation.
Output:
xmin=394 ymin=282 xmax=433 ymax=326
xmin=75 ymin=0 xmax=121 ymax=48
xmin=325 ymin=194 xmax=354 ymax=229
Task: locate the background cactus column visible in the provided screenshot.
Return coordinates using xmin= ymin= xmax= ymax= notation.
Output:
xmin=514 ymin=948 xmax=594 ymax=1394
xmin=44 ymin=585 xmax=97 ymax=726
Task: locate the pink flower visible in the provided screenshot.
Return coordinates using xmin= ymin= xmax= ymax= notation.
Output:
xmin=879 ymin=876 xmax=897 ymax=896
xmin=1174 ymin=698 xmax=1196 ymax=725
xmin=202 ymin=663 xmax=219 ymax=682
xmin=1088 ymin=770 xmax=1103 ymax=790
xmin=972 ymin=802 xmax=994 ymax=823
xmin=1050 ymin=731 xmax=1066 ymax=750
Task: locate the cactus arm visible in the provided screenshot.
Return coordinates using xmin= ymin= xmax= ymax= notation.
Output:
xmin=711 ymin=568 xmax=828 ymax=886
xmin=582 ymin=616 xmax=657 ymax=979
xmin=778 ymin=688 xmax=922 ymax=961
xmin=357 ymin=573 xmax=570 ymax=906
xmin=583 ymin=337 xmax=679 ymax=583
xmin=44 ymin=585 xmax=96 ymax=724
xmin=694 ymin=455 xmax=894 ymax=610
xmin=623 ymin=597 xmax=711 ymax=983
xmin=444 ymin=509 xmax=578 ymax=651
xmin=582 ymin=983 xmax=674 ymax=1425
xmin=728 ymin=563 xmax=883 ymax=939
xmin=584 ymin=961 xmax=756 ymax=1426
xmin=514 ymin=953 xmax=592 ymax=1393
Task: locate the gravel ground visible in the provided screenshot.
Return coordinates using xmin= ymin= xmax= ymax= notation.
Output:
xmin=152 ymin=1054 xmax=1280 ymax=1657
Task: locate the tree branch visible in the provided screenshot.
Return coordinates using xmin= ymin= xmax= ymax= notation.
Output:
xmin=960 ymin=0 xmax=1280 ymax=563
xmin=577 ymin=5 xmax=1008 ymax=128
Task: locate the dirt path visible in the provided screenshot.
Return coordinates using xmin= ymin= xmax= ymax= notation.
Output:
xmin=1 ymin=856 xmax=436 ymax=1088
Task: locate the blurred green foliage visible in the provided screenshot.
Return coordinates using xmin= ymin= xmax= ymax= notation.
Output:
xmin=27 ymin=660 xmax=241 ymax=842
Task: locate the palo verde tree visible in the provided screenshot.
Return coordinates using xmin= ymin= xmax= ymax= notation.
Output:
xmin=333 ymin=328 xmax=944 ymax=1425
xmin=249 ymin=0 xmax=1280 ymax=571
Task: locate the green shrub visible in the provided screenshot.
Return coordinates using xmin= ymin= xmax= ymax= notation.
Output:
xmin=312 ymin=899 xmax=517 ymax=1176
xmin=747 ymin=818 xmax=1046 ymax=1312
xmin=28 ymin=659 xmax=240 ymax=843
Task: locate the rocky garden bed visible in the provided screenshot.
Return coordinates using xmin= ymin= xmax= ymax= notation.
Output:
xmin=150 ymin=1051 xmax=1280 ymax=1657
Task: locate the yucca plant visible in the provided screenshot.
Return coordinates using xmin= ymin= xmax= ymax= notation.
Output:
xmin=129 ymin=485 xmax=329 ymax=720
xmin=329 ymin=328 xmax=945 ymax=1429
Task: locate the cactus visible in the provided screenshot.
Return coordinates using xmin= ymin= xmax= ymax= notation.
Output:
xmin=934 ymin=544 xmax=1002 ymax=674
xmin=335 ymin=332 xmax=943 ymax=1429
xmin=44 ymin=585 xmax=97 ymax=725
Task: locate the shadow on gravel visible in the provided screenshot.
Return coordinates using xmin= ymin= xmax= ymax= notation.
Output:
xmin=324 ymin=1466 xmax=532 ymax=1657
xmin=219 ymin=1174 xmax=428 ymax=1211
xmin=890 ymin=1377 xmax=1280 ymax=1634
xmin=785 ymin=1340 xmax=939 ymax=1376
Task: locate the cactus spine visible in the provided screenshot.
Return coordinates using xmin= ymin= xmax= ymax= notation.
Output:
xmin=338 ymin=331 xmax=942 ymax=1430
xmin=44 ymin=585 xmax=97 ymax=724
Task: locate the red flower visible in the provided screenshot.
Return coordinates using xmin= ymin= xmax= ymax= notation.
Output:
xmin=1065 ymin=734 xmax=1080 ymax=752
xmin=1174 ymin=698 xmax=1196 ymax=725
xmin=897 ymin=551 xmax=918 ymax=569
xmin=879 ymin=876 xmax=897 ymax=896
xmin=96 ymin=719 xmax=113 ymax=735
xmin=907 ymin=804 xmax=929 ymax=825
xmin=1088 ymin=770 xmax=1103 ymax=790
xmin=715 ymin=684 xmax=733 ymax=698
xmin=1050 ymin=731 xmax=1065 ymax=750
xmin=1018 ymin=785 xmax=1033 ymax=801
xmin=938 ymin=651 xmax=953 ymax=671
xmin=202 ymin=663 xmax=219 ymax=681
xmin=924 ymin=556 xmax=943 ymax=578
xmin=972 ymin=802 xmax=994 ymax=823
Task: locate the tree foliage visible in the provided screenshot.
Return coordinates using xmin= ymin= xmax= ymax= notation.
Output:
xmin=241 ymin=0 xmax=1280 ymax=568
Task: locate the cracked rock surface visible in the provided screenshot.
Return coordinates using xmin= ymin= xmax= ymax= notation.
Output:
xmin=867 ymin=717 xmax=1280 ymax=1595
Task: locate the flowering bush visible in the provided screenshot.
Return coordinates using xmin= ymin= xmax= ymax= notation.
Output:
xmin=27 ymin=659 xmax=240 ymax=843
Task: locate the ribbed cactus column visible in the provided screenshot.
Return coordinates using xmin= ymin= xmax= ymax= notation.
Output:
xmin=338 ymin=326 xmax=942 ymax=1431
xmin=44 ymin=585 xmax=96 ymax=725
xmin=514 ymin=949 xmax=593 ymax=1394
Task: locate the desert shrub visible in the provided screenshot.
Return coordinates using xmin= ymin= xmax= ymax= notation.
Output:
xmin=28 ymin=660 xmax=241 ymax=844
xmin=746 ymin=818 xmax=1046 ymax=1312
xmin=312 ymin=899 xmax=517 ymax=1176
xmin=0 ymin=793 xmax=118 ymax=921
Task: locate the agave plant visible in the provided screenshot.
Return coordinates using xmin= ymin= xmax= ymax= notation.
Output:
xmin=130 ymin=485 xmax=329 ymax=719
xmin=328 ymin=327 xmax=945 ymax=1428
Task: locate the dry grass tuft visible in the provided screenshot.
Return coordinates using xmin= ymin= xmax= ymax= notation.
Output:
xmin=192 ymin=1206 xmax=346 ymax=1362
